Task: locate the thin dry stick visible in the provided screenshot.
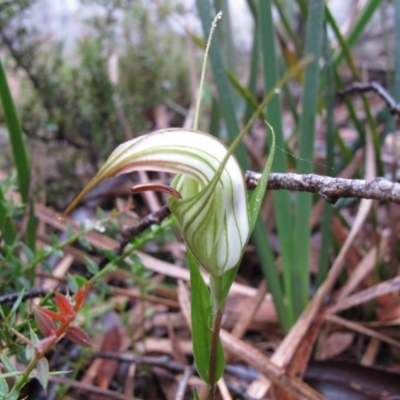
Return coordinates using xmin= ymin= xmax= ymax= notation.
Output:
xmin=118 ymin=171 xmax=400 ymax=250
xmin=339 ymin=81 xmax=400 ymax=117
xmin=336 ymin=233 xmax=389 ymax=301
xmin=324 ymin=314 xmax=400 ymax=350
xmin=328 ymin=275 xmax=400 ymax=315
xmin=247 ymin=172 xmax=400 ymax=204
xmin=175 ymin=366 xmax=193 ymax=400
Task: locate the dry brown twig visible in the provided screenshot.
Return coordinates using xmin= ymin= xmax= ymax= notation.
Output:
xmin=119 ymin=170 xmax=400 ymax=249
xmin=338 ymin=81 xmax=400 ymax=117
xmin=247 ymin=171 xmax=400 ymax=204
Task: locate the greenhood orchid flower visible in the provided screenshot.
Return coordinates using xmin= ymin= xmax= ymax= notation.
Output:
xmin=63 ymin=128 xmax=249 ymax=276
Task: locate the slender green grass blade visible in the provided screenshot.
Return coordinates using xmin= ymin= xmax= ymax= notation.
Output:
xmin=245 ymin=0 xmax=257 ymax=18
xmin=0 ymin=58 xmax=30 ymax=203
xmin=0 ymin=186 xmax=17 ymax=245
xmin=326 ymin=7 xmax=382 ymax=176
xmin=296 ymin=0 xmax=307 ymax=16
xmin=208 ymin=96 xmax=220 ymax=135
xmin=252 ymin=218 xmax=289 ymax=331
xmin=246 ymin=123 xmax=291 ymax=329
xmin=259 ymin=0 xmax=295 ymax=326
xmin=293 ymin=0 xmax=324 ymax=318
xmin=379 ymin=2 xmax=395 ymax=146
xmin=196 ymin=0 xmax=247 ymax=167
xmin=281 ymin=68 xmax=299 ymax=125
xmin=227 ymin=71 xmax=259 ymax=113
xmin=193 ymin=388 xmax=200 ymax=400
xmin=244 ymin=10 xmax=259 ymax=125
xmin=394 ymin=0 xmax=400 ymax=102
xmin=317 ymin=29 xmax=335 ymax=287
xmin=274 ymin=0 xmax=302 ymax=56
xmin=333 ymin=0 xmax=381 ymax=68
xmin=381 ymin=2 xmax=393 ymax=90
xmin=0 ymin=57 xmax=36 ymax=256
xmin=324 ymin=10 xmax=366 ymax=157
xmin=213 ymin=0 xmax=235 ymax=73
xmin=227 ymin=70 xmax=299 ymax=165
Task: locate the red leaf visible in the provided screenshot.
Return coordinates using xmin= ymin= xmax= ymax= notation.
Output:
xmin=54 ymin=291 xmax=73 ymax=315
xmin=37 ymin=306 xmax=68 ymax=323
xmin=34 ymin=307 xmax=56 ymax=336
xmin=74 ymin=283 xmax=92 ymax=311
xmin=65 ymin=326 xmax=92 ymax=347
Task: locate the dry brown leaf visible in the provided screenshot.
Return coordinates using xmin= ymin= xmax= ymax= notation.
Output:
xmin=324 ymin=314 xmax=400 ymax=350
xmin=315 ymin=332 xmax=355 ymax=361
xmin=328 ymin=275 xmax=400 ymax=315
xmin=360 ymin=338 xmax=381 ymax=366
xmin=97 ymin=314 xmax=122 ymax=390
xmin=337 ymin=233 xmax=388 ymax=300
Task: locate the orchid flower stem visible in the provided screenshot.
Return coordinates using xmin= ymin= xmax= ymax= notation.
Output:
xmin=208 ymin=275 xmax=225 ymax=399
xmin=193 ymin=11 xmax=222 ymax=131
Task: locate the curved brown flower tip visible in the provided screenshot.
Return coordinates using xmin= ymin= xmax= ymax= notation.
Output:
xmin=130 ymin=183 xmax=182 ymax=199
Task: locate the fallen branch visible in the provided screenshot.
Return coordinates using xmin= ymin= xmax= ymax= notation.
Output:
xmin=247 ymin=172 xmax=400 ymax=204
xmin=118 ymin=171 xmax=400 ymax=248
xmin=338 ymin=81 xmax=400 ymax=117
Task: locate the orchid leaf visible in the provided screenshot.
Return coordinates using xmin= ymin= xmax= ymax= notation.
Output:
xmin=193 ymin=388 xmax=200 ymax=400
xmin=189 ymin=251 xmax=224 ymax=384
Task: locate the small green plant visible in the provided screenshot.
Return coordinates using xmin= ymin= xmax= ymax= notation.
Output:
xmin=0 ymin=48 xmax=96 ymax=398
xmin=0 ymin=284 xmax=92 ymax=398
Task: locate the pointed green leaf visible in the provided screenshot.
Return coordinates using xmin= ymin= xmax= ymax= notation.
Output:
xmin=25 ymin=345 xmax=34 ymax=362
xmin=6 ymin=390 xmax=19 ymax=400
xmin=189 ymin=251 xmax=224 ymax=384
xmin=84 ymin=257 xmax=99 ymax=274
xmin=249 ymin=122 xmax=276 ymax=232
xmin=29 ymin=325 xmax=40 ymax=344
xmin=36 ymin=358 xmax=49 ymax=392
xmin=0 ymin=375 xmax=9 ymax=396
xmin=67 ymin=274 xmax=78 ymax=293
xmin=10 ymin=289 xmax=25 ymax=315
xmin=293 ymin=0 xmax=324 ymax=318
xmin=1 ymin=353 xmax=16 ymax=373
xmin=21 ymin=244 xmax=35 ymax=263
